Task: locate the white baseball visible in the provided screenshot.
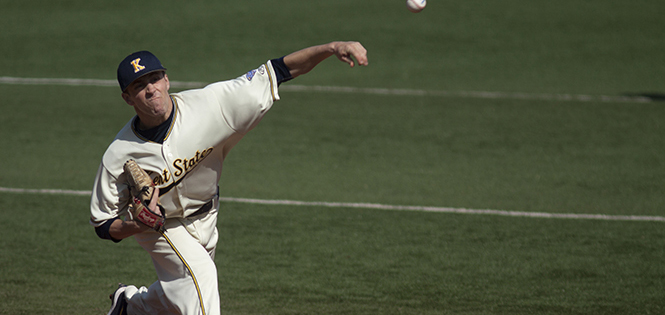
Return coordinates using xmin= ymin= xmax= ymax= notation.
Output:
xmin=406 ymin=0 xmax=426 ymax=13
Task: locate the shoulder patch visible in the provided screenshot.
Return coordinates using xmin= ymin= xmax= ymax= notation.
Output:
xmin=245 ymin=69 xmax=257 ymax=81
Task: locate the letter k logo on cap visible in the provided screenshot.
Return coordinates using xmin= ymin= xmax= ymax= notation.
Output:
xmin=130 ymin=58 xmax=146 ymax=73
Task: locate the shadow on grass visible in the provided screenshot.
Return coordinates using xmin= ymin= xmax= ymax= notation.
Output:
xmin=624 ymin=92 xmax=665 ymax=102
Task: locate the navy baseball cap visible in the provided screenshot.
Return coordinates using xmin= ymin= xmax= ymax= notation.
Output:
xmin=117 ymin=51 xmax=167 ymax=91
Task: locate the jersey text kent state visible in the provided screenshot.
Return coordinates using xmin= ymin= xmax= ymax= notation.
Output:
xmin=151 ymin=147 xmax=214 ymax=186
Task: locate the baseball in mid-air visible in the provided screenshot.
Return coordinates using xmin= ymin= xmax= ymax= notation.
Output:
xmin=406 ymin=0 xmax=426 ymax=13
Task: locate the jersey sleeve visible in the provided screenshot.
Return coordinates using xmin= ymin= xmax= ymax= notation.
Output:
xmin=89 ymin=162 xmax=130 ymax=228
xmin=197 ymin=60 xmax=281 ymax=135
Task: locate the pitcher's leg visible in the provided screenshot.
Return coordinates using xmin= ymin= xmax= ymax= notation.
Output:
xmin=158 ymin=231 xmax=220 ymax=315
xmin=127 ymin=221 xmax=220 ymax=315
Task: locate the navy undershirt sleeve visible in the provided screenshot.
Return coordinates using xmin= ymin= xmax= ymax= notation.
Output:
xmin=271 ymin=56 xmax=293 ymax=86
xmin=95 ymin=218 xmax=122 ymax=243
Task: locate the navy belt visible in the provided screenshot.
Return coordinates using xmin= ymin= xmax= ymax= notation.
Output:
xmin=188 ymin=199 xmax=214 ymax=217
xmin=187 ymin=187 xmax=219 ymax=218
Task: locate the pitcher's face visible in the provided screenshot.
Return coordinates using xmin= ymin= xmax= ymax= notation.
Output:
xmin=122 ymin=71 xmax=172 ymax=128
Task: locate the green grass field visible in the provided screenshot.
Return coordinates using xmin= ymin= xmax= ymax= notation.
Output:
xmin=1 ymin=0 xmax=664 ymax=314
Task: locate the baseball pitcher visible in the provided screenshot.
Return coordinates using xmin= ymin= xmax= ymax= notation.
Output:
xmin=90 ymin=42 xmax=368 ymax=315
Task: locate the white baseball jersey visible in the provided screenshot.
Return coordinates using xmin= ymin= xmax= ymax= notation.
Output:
xmin=90 ymin=60 xmax=280 ymax=227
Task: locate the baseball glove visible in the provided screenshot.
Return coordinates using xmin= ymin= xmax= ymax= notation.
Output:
xmin=123 ymin=159 xmax=165 ymax=232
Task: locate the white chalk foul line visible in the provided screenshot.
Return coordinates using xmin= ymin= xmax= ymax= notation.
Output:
xmin=0 ymin=76 xmax=653 ymax=103
xmin=0 ymin=76 xmax=206 ymax=89
xmin=281 ymin=85 xmax=653 ymax=104
xmin=1 ymin=186 xmax=663 ymax=222
xmin=0 ymin=186 xmax=93 ymax=196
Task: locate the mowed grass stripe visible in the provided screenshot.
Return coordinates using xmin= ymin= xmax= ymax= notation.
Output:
xmin=1 ymin=186 xmax=663 ymax=222
xmin=0 ymin=76 xmax=652 ymax=103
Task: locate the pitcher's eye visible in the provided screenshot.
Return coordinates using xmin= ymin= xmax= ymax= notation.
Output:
xmin=151 ymin=72 xmax=165 ymax=83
